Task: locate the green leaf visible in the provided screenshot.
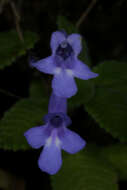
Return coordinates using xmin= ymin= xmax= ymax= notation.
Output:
xmin=30 ymin=79 xmax=50 ymax=99
xmin=52 ymin=146 xmax=118 ymax=190
xmin=57 ymin=16 xmax=91 ymax=66
xmin=0 ymin=30 xmax=38 ymax=69
xmin=85 ymin=61 xmax=127 ymax=142
xmin=0 ymin=98 xmax=47 ymax=150
xmin=68 ymin=79 xmax=95 ymax=109
xmin=101 ymin=144 xmax=127 ymax=180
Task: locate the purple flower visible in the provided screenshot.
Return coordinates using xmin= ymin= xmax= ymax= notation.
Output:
xmin=31 ymin=31 xmax=99 ymax=98
xmin=48 ymin=92 xmax=67 ymax=113
xmin=24 ymin=93 xmax=86 ymax=175
xmin=24 ymin=113 xmax=85 ymax=175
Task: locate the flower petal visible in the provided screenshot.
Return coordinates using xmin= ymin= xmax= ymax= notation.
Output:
xmin=38 ymin=137 xmax=62 ymax=175
xmin=30 ymin=56 xmax=56 ymax=74
xmin=24 ymin=125 xmax=49 ymax=149
xmin=50 ymin=31 xmax=66 ymax=54
xmin=73 ymin=59 xmax=99 ymax=80
xmin=61 ymin=128 xmax=86 ymax=154
xmin=67 ymin=34 xmax=82 ymax=56
xmin=48 ymin=92 xmax=67 ymax=113
xmin=52 ymin=70 xmax=77 ymax=98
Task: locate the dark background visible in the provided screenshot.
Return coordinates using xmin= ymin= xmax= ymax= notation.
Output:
xmin=0 ymin=0 xmax=127 ymax=189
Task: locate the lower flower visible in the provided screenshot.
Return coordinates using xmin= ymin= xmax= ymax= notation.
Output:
xmin=24 ymin=112 xmax=86 ymax=175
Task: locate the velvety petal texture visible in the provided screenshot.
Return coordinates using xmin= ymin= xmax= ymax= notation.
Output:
xmin=50 ymin=31 xmax=66 ymax=54
xmin=38 ymin=137 xmax=62 ymax=175
xmin=67 ymin=34 xmax=82 ymax=56
xmin=30 ymin=56 xmax=56 ymax=74
xmin=61 ymin=128 xmax=86 ymax=154
xmin=73 ymin=59 xmax=99 ymax=80
xmin=52 ymin=70 xmax=77 ymax=98
xmin=24 ymin=125 xmax=49 ymax=149
xmin=48 ymin=92 xmax=67 ymax=113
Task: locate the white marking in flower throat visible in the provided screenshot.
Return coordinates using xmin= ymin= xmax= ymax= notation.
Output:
xmin=45 ymin=135 xmax=61 ymax=148
xmin=54 ymin=67 xmax=62 ymax=74
xmin=66 ymin=69 xmax=74 ymax=76
xmin=55 ymin=137 xmax=61 ymax=148
xmin=45 ymin=136 xmax=52 ymax=147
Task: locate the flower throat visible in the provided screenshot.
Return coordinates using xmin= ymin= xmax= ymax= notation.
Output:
xmin=56 ymin=41 xmax=73 ymax=60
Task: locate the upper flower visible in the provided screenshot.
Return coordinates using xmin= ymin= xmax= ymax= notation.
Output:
xmin=31 ymin=31 xmax=99 ymax=98
xmin=24 ymin=93 xmax=86 ymax=175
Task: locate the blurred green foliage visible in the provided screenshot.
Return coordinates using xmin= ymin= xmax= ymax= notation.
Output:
xmin=101 ymin=144 xmax=127 ymax=180
xmin=0 ymin=30 xmax=38 ymax=69
xmin=58 ymin=17 xmax=127 ymax=142
xmin=0 ymin=11 xmax=127 ymax=190
xmin=85 ymin=61 xmax=127 ymax=142
xmin=0 ymin=98 xmax=48 ymax=150
xmin=52 ymin=146 xmax=118 ymax=190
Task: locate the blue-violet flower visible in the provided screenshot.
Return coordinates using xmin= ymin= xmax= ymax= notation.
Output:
xmin=24 ymin=93 xmax=86 ymax=174
xmin=31 ymin=31 xmax=99 ymax=98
